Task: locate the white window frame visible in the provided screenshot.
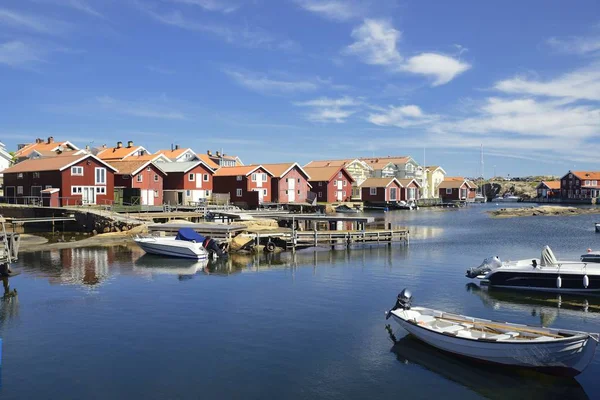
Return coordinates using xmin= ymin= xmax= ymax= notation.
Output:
xmin=186 ymin=190 xmax=191 ymax=196
xmin=71 ymin=166 xmax=83 ymax=176
xmin=585 ymin=180 xmax=590 ymax=186
xmin=203 ymin=174 xmax=209 ymax=182
xmin=95 ymin=186 xmax=106 ymax=195
xmin=236 ymin=176 xmax=243 ymax=181
xmin=262 ymin=173 xmax=267 ymax=182
xmin=343 ymin=181 xmax=347 ymax=186
xmin=154 ymin=190 xmax=159 ymax=198
xmin=95 ymin=167 xmax=106 ymax=185
xmin=318 ymin=182 xmax=322 ymax=186
xmin=318 ymin=192 xmax=322 ymax=198
xmin=45 ymin=185 xmax=52 ymax=189
xmin=446 ymin=188 xmax=452 ymax=194
xmin=188 ymin=173 xmax=195 ymax=181
xmin=263 ymin=189 xmax=267 ymax=195
xmin=136 ymin=174 xmax=143 ymax=182
xmin=33 ymin=172 xmax=40 ymax=178
xmin=154 ymin=174 xmax=159 ymax=182
xmin=17 ymin=173 xmax=23 ymax=179
xmin=370 ymin=187 xmax=377 ymax=195
xmin=236 ymin=188 xmax=243 ymax=197
xmin=251 ymin=173 xmax=257 ymax=182
xmin=17 ymin=186 xmax=23 ymax=195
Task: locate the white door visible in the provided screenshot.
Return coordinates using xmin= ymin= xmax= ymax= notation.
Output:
xmin=147 ymin=190 xmax=154 ymax=206
xmin=337 ymin=190 xmax=343 ymax=201
xmin=196 ymin=174 xmax=202 ymax=189
xmin=288 ymin=179 xmax=295 ymax=202
xmin=82 ymin=187 xmax=96 ymax=205
xmin=390 ymin=187 xmax=397 ymax=201
xmin=254 ymin=189 xmax=264 ymax=203
xmin=337 ymin=180 xmax=343 ymax=190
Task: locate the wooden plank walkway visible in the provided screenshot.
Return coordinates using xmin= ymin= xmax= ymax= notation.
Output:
xmin=293 ymin=229 xmax=409 ymax=248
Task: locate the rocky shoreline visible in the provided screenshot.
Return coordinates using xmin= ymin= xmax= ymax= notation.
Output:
xmin=489 ymin=205 xmax=600 ymax=218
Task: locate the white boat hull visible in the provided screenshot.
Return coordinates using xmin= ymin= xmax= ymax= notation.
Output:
xmin=134 ymin=237 xmax=209 ymax=260
xmin=389 ymin=307 xmax=598 ymax=376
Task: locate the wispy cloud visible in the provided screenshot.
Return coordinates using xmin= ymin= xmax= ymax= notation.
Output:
xmin=146 ymin=65 xmax=175 ymax=75
xmin=95 ymin=96 xmax=187 ymax=120
xmin=294 ymin=0 xmax=363 ymax=21
xmin=225 ymin=69 xmax=318 ymax=94
xmin=0 ymin=40 xmax=52 ymax=68
xmin=167 ymin=0 xmax=240 ymax=13
xmin=294 ymin=96 xmax=360 ymax=123
xmin=547 ymin=36 xmax=600 ymax=55
xmin=31 ymin=0 xmax=104 ymax=18
xmin=0 ymin=8 xmax=70 ymax=35
xmin=368 ymin=104 xmax=438 ymax=127
xmin=343 ymin=19 xmax=470 ymax=86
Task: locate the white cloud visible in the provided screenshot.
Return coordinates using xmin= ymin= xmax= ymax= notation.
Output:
xmin=368 ymin=104 xmax=438 ymax=127
xmin=0 ymin=8 xmax=70 ymax=35
xmin=294 ymin=96 xmax=359 ymax=123
xmin=344 ymin=19 xmax=402 ymax=66
xmin=0 ymin=40 xmax=45 ymax=68
xmin=168 ymin=0 xmax=240 ymax=13
xmin=225 ymin=70 xmax=319 ymax=93
xmin=34 ymin=0 xmax=103 ymax=18
xmin=294 ymin=0 xmax=362 ymax=21
xmin=95 ymin=96 xmax=187 ymax=120
xmin=402 ymin=53 xmax=471 ymax=86
xmin=547 ymin=36 xmax=600 ymax=55
xmin=344 ymin=19 xmax=469 ymax=86
xmin=494 ymin=65 xmax=600 ymax=101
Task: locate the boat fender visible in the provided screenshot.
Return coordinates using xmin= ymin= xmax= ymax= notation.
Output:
xmin=265 ymin=242 xmax=276 ymax=252
xmin=584 ymin=275 xmax=589 ymax=288
xmin=557 ymin=276 xmax=562 ymax=289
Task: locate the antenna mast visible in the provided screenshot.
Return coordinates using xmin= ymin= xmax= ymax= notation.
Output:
xmin=480 ymin=144 xmax=484 ymax=179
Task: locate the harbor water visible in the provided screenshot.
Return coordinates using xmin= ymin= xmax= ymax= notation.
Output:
xmin=1 ymin=204 xmax=599 ymax=399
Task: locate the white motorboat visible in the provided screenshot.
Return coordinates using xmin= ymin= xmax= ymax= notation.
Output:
xmin=134 ymin=228 xmax=224 ymax=260
xmin=492 ymin=194 xmax=520 ymax=202
xmin=386 ymin=289 xmax=599 ymax=376
xmin=473 ymin=194 xmax=487 ymax=203
xmin=466 ymin=246 xmax=600 ymax=293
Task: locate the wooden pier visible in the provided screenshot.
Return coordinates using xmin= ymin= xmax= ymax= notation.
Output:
xmin=148 ymin=222 xmax=246 ymax=241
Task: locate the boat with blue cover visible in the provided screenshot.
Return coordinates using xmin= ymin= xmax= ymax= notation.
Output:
xmin=134 ymin=228 xmax=224 ymax=259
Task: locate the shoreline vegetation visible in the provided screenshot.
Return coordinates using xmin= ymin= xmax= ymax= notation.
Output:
xmin=489 ymin=205 xmax=600 ymax=218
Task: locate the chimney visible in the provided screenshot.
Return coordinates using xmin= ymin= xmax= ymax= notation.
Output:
xmin=47 ymin=136 xmax=54 ymax=144
xmin=207 ymin=150 xmax=212 ymax=156
xmin=117 ymin=141 xmax=123 ymax=149
xmin=127 ymin=140 xmax=134 ymax=148
xmin=216 ymin=151 xmax=221 ymax=157
xmin=175 ymin=144 xmax=180 ymax=150
xmin=85 ymin=145 xmax=90 ymax=151
xmin=102 ymin=144 xmax=107 ymax=149
xmin=36 ymin=138 xmax=43 ymax=144
xmin=140 ymin=149 xmax=146 ymax=156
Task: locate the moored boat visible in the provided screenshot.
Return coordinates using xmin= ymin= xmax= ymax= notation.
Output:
xmin=386 ymin=289 xmax=599 ymax=376
xmin=334 ymin=205 xmax=359 ymax=213
xmin=134 ymin=228 xmax=225 ymax=260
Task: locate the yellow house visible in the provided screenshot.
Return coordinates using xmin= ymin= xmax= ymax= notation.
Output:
xmin=424 ymin=166 xmax=447 ymax=198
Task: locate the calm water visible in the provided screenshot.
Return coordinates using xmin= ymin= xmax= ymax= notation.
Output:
xmin=1 ymin=204 xmax=600 ymax=399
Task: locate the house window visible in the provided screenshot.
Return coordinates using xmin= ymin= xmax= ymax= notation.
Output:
xmin=236 ymin=176 xmax=242 ymax=181
xmin=318 ymin=182 xmax=322 ymax=186
xmin=370 ymin=187 xmax=377 ymax=195
xmin=45 ymin=185 xmax=52 ymax=189
xmin=585 ymin=180 xmax=590 ymax=186
xmin=262 ymin=173 xmax=267 ymax=182
xmin=236 ymin=188 xmax=242 ymax=197
xmin=338 ymin=172 xmax=342 ymax=178
xmin=33 ymin=172 xmax=40 ymax=178
xmin=205 ymin=190 xmax=210 ymax=196
xmin=186 ymin=190 xmax=191 ymax=196
xmin=297 ymin=178 xmax=300 ymax=183
xmin=188 ymin=173 xmax=195 ymax=181
xmin=297 ymin=190 xmax=300 ymax=195
xmin=137 ymin=175 xmax=143 ymax=182
xmin=251 ymin=173 xmax=257 ymax=182
xmin=446 ymin=188 xmax=452 ymax=194
xmin=333 ymin=180 xmax=337 ymax=186
xmin=318 ymin=192 xmax=322 ymax=198
xmin=576 ymin=180 xmax=580 ymax=185
xmin=95 ymin=168 xmax=106 ymax=184
xmin=285 ymin=190 xmax=288 ymax=195
xmin=154 ymin=190 xmax=159 ymax=198
xmin=203 ymin=174 xmax=209 ymax=182
xmin=343 ymin=181 xmax=347 ymax=186
xmin=593 ymin=180 xmax=598 ymax=186
xmin=343 ymin=191 xmax=346 ymax=197
xmin=154 ymin=174 xmax=159 ymax=182
xmin=17 ymin=173 xmax=23 ymax=179
xmin=263 ymin=189 xmax=267 ymax=195
xmin=95 ymin=187 xmax=106 ymax=194
xmin=71 ymin=166 xmax=83 ymax=176
xmin=562 ymin=179 xmax=566 ymax=185
xmin=17 ymin=186 xmax=23 ymax=195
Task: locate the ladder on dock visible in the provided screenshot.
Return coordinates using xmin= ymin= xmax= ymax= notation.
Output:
xmin=0 ymin=216 xmax=20 ymax=275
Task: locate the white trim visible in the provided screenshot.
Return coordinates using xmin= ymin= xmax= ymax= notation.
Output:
xmin=370 ymin=187 xmax=377 ymax=195
xmin=95 ymin=167 xmax=107 ymax=185
xmin=71 ymin=166 xmax=84 ymax=176
xmin=236 ymin=188 xmax=243 ymax=197
xmin=131 ymin=161 xmax=167 ymax=176
xmin=59 ymin=154 xmax=118 ymax=172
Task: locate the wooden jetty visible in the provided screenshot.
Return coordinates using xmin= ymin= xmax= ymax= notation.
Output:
xmin=147 ymin=222 xmax=246 ymax=241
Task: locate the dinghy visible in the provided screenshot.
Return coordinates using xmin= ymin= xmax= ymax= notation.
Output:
xmin=385 ymin=289 xmax=599 ymax=376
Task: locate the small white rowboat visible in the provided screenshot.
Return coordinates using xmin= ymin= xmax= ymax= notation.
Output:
xmin=386 ymin=289 xmax=599 ymax=376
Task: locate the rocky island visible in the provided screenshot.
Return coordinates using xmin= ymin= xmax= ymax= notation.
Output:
xmin=489 ymin=205 xmax=600 ymax=218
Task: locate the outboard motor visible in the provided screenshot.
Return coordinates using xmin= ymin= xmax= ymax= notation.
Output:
xmin=386 ymin=289 xmax=412 ymax=319
xmin=202 ymin=236 xmax=227 ymax=259
xmin=466 ymin=256 xmax=502 ymax=279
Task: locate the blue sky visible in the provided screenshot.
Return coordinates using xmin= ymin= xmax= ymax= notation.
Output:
xmin=0 ymin=0 xmax=599 ymax=177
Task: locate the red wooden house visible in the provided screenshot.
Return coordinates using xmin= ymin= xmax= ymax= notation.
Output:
xmin=303 ymin=166 xmax=354 ymax=202
xmin=109 ymin=160 xmax=167 ymax=206
xmin=3 ymin=153 xmax=116 ymax=206
xmin=536 ymin=181 xmax=561 ymax=199
xmin=259 ymin=163 xmax=311 ymax=203
xmin=360 ymin=177 xmax=402 ymax=202
xmin=560 ymin=171 xmax=600 ymax=200
xmin=161 ymin=161 xmax=216 ymax=205
xmin=438 ymin=177 xmax=476 ymax=201
xmin=213 ymin=165 xmax=274 ymax=208
xmin=397 ymin=179 xmax=422 ymax=201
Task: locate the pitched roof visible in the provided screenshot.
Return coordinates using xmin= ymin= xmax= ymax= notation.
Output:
xmin=426 ymin=166 xmax=446 ymax=174
xmin=96 ymin=145 xmax=148 ymax=160
xmin=303 ymin=166 xmax=354 ymax=182
xmin=438 ymin=178 xmax=470 ymax=189
xmin=15 ymin=139 xmax=79 ymax=158
xmin=360 ymin=177 xmax=400 ymax=188
xmin=213 ymin=165 xmax=273 ymax=177
xmin=159 ymin=161 xmax=215 ymax=174
xmin=359 ymin=156 xmax=412 ymax=169
xmin=572 ymin=171 xmax=600 ymax=180
xmin=197 ymin=154 xmax=219 ymax=169
xmin=254 ymin=163 xmax=311 ymax=179
xmin=537 ymin=180 xmax=561 ymax=189
xmin=397 ymin=178 xmax=422 ymax=188
xmin=155 ymin=148 xmax=196 ymax=160
xmin=108 ymin=160 xmax=166 ymax=176
xmin=3 ymin=154 xmax=117 ymax=174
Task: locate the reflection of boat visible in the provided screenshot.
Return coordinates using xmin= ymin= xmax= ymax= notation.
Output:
xmin=467 ymin=246 xmax=600 ymax=293
xmin=386 ymin=289 xmax=599 ymax=376
xmin=334 ymin=205 xmax=359 ymax=214
xmin=133 ymin=254 xmax=208 ymax=275
xmin=390 ymin=335 xmax=589 ymax=400
xmin=134 ymin=229 xmax=212 ymax=259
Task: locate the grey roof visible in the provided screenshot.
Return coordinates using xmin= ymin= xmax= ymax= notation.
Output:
xmin=158 ymin=161 xmax=204 ymax=173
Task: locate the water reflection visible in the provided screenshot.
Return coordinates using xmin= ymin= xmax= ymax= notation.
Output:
xmin=0 ymin=278 xmax=18 ymax=329
xmin=391 ymin=335 xmax=589 ymax=400
xmin=133 ymin=255 xmax=208 ymax=279
xmin=466 ymin=283 xmax=600 ymax=326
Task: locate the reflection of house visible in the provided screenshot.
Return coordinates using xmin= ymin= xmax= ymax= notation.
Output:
xmin=14 ymin=137 xmax=79 ymax=163
xmin=303 ymin=166 xmax=354 ymax=202
xmin=439 ymin=177 xmax=476 ymax=201
xmin=304 ymin=159 xmax=372 ymax=199
xmin=96 ymin=141 xmax=150 ymax=161
xmin=360 ymin=177 xmax=402 ymax=203
xmin=59 ymin=248 xmax=110 ymax=286
xmin=536 ymin=181 xmax=561 ymax=199
xmin=213 ymin=165 xmax=274 ymax=208
xmin=424 ymin=166 xmax=446 ymax=199
xmin=2 ymin=153 xmax=116 ymax=206
xmin=560 ymin=171 xmax=600 ymax=200
xmin=205 ymin=150 xmax=243 ymax=167
xmin=161 ymin=161 xmax=216 ymax=205
xmin=259 ymin=163 xmax=311 ymax=203
xmin=110 ymin=160 xmax=167 ymax=206
xmin=155 ymin=146 xmax=199 ymax=162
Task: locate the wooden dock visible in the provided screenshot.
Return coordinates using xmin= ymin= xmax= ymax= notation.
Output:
xmin=292 ymin=228 xmax=409 ymax=249
xmin=147 ymin=222 xmax=246 ymax=241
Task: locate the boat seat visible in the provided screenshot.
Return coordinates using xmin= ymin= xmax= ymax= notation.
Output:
xmin=438 ymin=325 xmax=463 ymax=334
xmin=504 ymin=331 xmax=520 ymax=337
xmin=415 ymin=315 xmax=436 ymax=325
xmin=486 ymin=334 xmax=512 ymax=340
